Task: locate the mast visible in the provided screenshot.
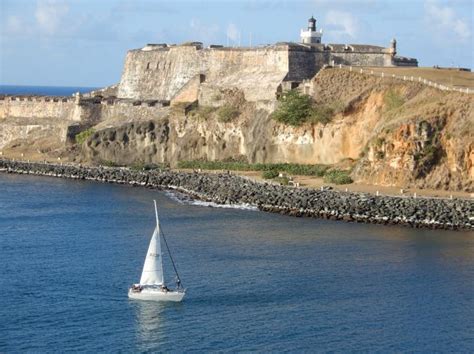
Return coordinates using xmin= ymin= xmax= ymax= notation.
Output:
xmin=160 ymin=229 xmax=183 ymax=289
xmin=154 ymin=200 xmax=184 ymax=289
xmin=154 ymin=200 xmax=159 ymax=227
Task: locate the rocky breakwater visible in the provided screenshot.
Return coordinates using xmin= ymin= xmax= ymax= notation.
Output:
xmin=1 ymin=159 xmax=472 ymax=231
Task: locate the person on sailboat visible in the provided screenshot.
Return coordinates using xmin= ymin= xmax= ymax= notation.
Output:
xmin=132 ymin=284 xmax=142 ymax=292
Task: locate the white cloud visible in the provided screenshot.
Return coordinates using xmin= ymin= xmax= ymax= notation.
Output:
xmin=189 ymin=18 xmax=219 ymax=43
xmin=226 ymin=23 xmax=240 ymax=44
xmin=325 ymin=11 xmax=358 ymax=38
xmin=35 ymin=0 xmax=69 ymax=35
xmin=424 ymin=0 xmax=471 ymax=41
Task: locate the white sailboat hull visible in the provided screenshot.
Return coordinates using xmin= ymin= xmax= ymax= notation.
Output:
xmin=128 ymin=287 xmax=186 ymax=302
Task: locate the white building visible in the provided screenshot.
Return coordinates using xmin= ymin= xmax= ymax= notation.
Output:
xmin=300 ymin=16 xmax=323 ymax=44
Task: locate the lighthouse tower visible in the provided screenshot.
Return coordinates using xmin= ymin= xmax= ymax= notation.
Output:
xmin=300 ymin=16 xmax=323 ymax=44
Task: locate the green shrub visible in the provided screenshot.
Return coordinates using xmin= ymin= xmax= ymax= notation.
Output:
xmin=75 ymin=128 xmax=95 ymax=145
xmin=272 ymin=90 xmax=334 ymax=126
xmin=384 ymin=89 xmax=405 ymax=111
xmin=262 ymin=169 xmax=279 ymax=179
xmin=187 ymin=105 xmax=216 ymax=120
xmin=177 ymin=160 xmax=329 ymax=177
xmin=309 ymin=105 xmax=334 ymax=125
xmin=217 ymin=105 xmax=240 ymax=122
xmin=272 ymin=90 xmax=314 ymax=126
xmin=330 ymin=100 xmax=346 ymax=114
xmin=323 ymin=169 xmax=353 ymax=184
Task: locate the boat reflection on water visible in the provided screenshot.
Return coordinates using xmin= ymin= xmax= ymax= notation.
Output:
xmin=132 ymin=301 xmax=166 ymax=350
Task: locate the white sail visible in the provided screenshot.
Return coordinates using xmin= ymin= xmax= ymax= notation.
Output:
xmin=128 ymin=200 xmax=186 ymax=302
xmin=139 ymin=203 xmax=164 ymax=286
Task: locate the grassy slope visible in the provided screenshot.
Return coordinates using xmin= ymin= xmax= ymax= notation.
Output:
xmin=312 ymin=68 xmax=473 ymax=191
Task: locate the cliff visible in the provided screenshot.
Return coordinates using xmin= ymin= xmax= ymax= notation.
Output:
xmin=1 ymin=67 xmax=472 ymax=192
xmin=78 ymin=68 xmax=473 ymax=192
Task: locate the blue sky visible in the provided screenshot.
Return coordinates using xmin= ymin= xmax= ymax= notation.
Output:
xmin=0 ymin=0 xmax=472 ymax=87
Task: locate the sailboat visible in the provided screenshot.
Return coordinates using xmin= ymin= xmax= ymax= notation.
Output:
xmin=128 ymin=200 xmax=186 ymax=302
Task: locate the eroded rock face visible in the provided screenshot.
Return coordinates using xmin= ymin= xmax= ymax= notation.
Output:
xmin=352 ymin=93 xmax=473 ymax=192
xmin=3 ymin=69 xmax=471 ymax=192
xmin=83 ymin=75 xmax=473 ymax=192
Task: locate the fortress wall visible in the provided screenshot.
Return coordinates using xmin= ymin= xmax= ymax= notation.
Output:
xmin=97 ymin=101 xmax=167 ymax=123
xmin=329 ymin=52 xmax=388 ymax=67
xmin=117 ymin=47 xmax=207 ymax=101
xmin=201 ymin=47 xmax=288 ymax=102
xmin=0 ymin=97 xmax=76 ymax=120
xmin=0 ymin=119 xmax=71 ymax=149
xmin=206 ymin=47 xmax=288 ymax=76
xmin=117 ymin=46 xmax=289 ymax=101
xmin=287 ymin=50 xmax=328 ymax=81
xmin=171 ymin=75 xmax=202 ymax=105
xmin=99 ymin=43 xmax=405 ymax=106
xmin=0 ymin=97 xmax=168 ymax=150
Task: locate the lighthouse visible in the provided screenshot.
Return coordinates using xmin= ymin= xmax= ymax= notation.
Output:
xmin=300 ymin=16 xmax=323 ymax=44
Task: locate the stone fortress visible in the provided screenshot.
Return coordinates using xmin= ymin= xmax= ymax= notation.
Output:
xmin=116 ymin=16 xmax=418 ymax=104
xmin=0 ymin=16 xmax=418 ymax=149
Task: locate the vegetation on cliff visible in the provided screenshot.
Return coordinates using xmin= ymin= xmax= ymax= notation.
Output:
xmin=383 ymin=88 xmax=405 ymax=111
xmin=216 ymin=105 xmax=240 ymax=123
xmin=75 ymin=128 xmax=95 ymax=145
xmin=271 ymin=90 xmax=337 ymax=126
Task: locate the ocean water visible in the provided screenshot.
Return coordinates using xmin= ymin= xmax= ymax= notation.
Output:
xmin=1 ymin=173 xmax=473 ymax=351
xmin=0 ymin=85 xmax=98 ymax=96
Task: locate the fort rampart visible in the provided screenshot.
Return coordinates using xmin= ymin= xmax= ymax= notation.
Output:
xmin=0 ymin=95 xmax=77 ymax=121
xmin=116 ymin=42 xmax=402 ymax=102
xmin=0 ymin=95 xmax=169 ymax=122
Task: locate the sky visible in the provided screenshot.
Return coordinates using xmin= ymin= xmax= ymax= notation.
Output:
xmin=0 ymin=0 xmax=472 ymax=87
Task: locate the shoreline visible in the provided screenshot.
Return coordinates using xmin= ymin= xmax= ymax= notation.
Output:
xmin=1 ymin=159 xmax=472 ymax=231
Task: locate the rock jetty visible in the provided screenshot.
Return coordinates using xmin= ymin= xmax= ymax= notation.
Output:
xmin=1 ymin=159 xmax=472 ymax=231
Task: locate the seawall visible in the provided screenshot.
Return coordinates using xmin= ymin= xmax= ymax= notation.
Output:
xmin=1 ymin=159 xmax=472 ymax=231
xmin=0 ymin=95 xmax=78 ymax=120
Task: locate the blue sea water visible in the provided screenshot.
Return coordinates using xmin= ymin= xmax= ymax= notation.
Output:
xmin=0 ymin=85 xmax=99 ymax=96
xmin=0 ymin=173 xmax=473 ymax=352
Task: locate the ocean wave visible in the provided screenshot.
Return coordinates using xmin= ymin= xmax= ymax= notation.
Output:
xmin=164 ymin=190 xmax=258 ymax=211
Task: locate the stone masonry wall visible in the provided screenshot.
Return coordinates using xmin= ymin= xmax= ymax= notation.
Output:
xmin=117 ymin=45 xmax=289 ymax=101
xmin=0 ymin=95 xmax=167 ymax=123
xmin=328 ymin=52 xmax=389 ymax=67
xmin=116 ymin=43 xmax=406 ymax=103
xmin=97 ymin=100 xmax=168 ymax=124
xmin=0 ymin=96 xmax=77 ymax=121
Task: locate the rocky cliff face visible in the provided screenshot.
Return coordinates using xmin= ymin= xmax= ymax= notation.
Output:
xmin=82 ymin=69 xmax=473 ymax=192
xmin=2 ymin=69 xmax=471 ymax=192
xmin=354 ymin=103 xmax=473 ymax=191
